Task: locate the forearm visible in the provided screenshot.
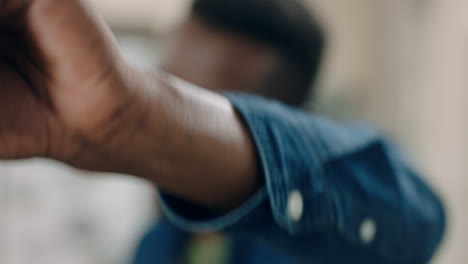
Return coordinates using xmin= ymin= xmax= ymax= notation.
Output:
xmin=91 ymin=72 xmax=260 ymax=211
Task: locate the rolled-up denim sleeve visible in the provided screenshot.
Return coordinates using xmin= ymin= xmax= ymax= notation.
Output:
xmin=158 ymin=93 xmax=445 ymax=264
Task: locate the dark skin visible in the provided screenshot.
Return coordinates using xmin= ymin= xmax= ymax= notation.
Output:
xmin=157 ymin=15 xmax=288 ymax=246
xmin=161 ymin=16 xmax=283 ymax=95
xmin=0 ymin=0 xmax=261 ymax=211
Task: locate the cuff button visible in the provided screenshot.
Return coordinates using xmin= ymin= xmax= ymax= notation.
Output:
xmin=287 ymin=190 xmax=304 ymax=222
xmin=360 ymin=218 xmax=377 ymax=245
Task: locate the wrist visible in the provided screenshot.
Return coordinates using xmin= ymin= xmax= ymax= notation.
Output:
xmin=123 ymin=74 xmax=261 ymax=210
xmin=65 ymin=70 xmax=260 ymax=211
xmin=55 ymin=65 xmax=162 ymax=174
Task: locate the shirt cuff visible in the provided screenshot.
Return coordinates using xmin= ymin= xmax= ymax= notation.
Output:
xmin=159 ymin=187 xmax=270 ymax=233
xmin=158 ymin=93 xmax=334 ymax=234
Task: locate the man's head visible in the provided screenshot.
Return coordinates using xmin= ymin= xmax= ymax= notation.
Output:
xmin=161 ymin=0 xmax=325 ymax=106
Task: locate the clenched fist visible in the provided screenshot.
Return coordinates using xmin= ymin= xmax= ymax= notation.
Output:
xmin=0 ymin=0 xmax=258 ymax=210
xmin=0 ymin=0 xmax=144 ymax=164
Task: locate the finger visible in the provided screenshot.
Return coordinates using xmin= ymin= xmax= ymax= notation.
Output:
xmin=27 ymin=0 xmax=122 ymax=84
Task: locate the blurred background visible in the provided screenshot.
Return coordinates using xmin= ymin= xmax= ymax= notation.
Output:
xmin=1 ymin=0 xmax=467 ymax=263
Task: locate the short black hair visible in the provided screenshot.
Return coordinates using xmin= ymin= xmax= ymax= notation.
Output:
xmin=192 ymin=0 xmax=325 ymax=106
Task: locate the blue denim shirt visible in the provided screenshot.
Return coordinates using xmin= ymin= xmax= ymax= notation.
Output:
xmin=145 ymin=94 xmax=445 ymax=264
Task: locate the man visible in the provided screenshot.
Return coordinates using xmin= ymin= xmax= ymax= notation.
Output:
xmin=0 ymin=0 xmax=445 ymax=264
xmin=160 ymin=0 xmax=323 ymax=107
xmin=134 ymin=0 xmax=325 ymax=263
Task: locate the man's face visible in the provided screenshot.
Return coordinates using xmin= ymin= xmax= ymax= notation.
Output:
xmin=160 ymin=16 xmax=281 ymax=94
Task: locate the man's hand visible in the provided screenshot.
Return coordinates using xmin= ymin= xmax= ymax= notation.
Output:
xmin=0 ymin=0 xmax=259 ymax=211
xmin=0 ymin=0 xmax=141 ymax=163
